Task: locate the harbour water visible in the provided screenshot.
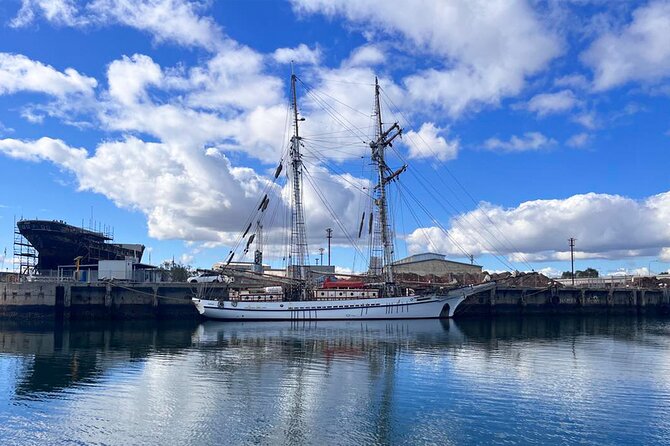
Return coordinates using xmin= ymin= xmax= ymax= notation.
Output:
xmin=1 ymin=316 xmax=669 ymax=445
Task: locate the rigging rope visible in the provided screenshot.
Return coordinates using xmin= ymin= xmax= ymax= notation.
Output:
xmin=379 ymin=87 xmax=534 ymax=272
xmin=382 ymin=89 xmax=533 ymax=270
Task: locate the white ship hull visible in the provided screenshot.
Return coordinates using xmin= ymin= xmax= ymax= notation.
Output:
xmin=192 ymin=283 xmax=493 ymax=321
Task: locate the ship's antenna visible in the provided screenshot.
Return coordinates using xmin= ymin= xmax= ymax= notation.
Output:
xmin=288 ymin=66 xmax=309 ymax=283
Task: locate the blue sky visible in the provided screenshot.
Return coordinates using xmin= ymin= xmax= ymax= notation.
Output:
xmin=0 ymin=0 xmax=669 ymax=277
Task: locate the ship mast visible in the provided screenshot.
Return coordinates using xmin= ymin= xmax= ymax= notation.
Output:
xmin=288 ymin=71 xmax=309 ymax=282
xmin=370 ymin=77 xmax=404 ymax=285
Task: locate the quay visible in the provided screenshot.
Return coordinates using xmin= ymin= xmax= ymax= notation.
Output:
xmin=1 ymin=281 xmax=669 ymax=320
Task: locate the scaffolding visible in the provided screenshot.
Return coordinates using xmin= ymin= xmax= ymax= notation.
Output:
xmin=13 ymin=218 xmax=37 ymax=277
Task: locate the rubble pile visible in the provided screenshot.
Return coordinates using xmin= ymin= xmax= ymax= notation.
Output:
xmin=486 ymin=271 xmax=559 ymax=288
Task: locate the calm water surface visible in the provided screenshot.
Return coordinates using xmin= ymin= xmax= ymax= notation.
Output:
xmin=0 ymin=316 xmax=669 ymax=445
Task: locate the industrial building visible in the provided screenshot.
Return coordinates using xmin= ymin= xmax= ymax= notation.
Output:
xmin=391 ymin=253 xmax=483 ymax=282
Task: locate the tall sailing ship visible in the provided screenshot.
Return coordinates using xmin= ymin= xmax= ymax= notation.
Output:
xmin=193 ymin=74 xmax=493 ymax=320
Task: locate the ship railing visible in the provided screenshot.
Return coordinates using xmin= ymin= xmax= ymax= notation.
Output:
xmin=231 ymin=293 xmax=284 ymax=302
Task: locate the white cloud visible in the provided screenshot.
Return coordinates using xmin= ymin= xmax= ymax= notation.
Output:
xmin=0 ymin=121 xmax=14 ymax=136
xmin=291 ymin=0 xmax=561 ymax=116
xmin=11 ymin=0 xmax=223 ymax=50
xmin=96 ymin=53 xmax=285 ymax=161
xmin=0 ymin=48 xmax=294 ymax=244
xmin=484 ymin=132 xmax=556 ymax=153
xmin=567 ymin=132 xmax=590 ymax=148
xmin=526 ymin=90 xmax=578 ymax=116
xmin=11 ymin=0 xmax=81 ymax=27
xmin=272 ymin=44 xmax=321 ymax=65
xmin=572 ymin=112 xmax=597 ymax=130
xmin=629 ymin=266 xmax=651 ymax=276
xmin=20 ymin=107 xmax=45 ymax=124
xmin=582 ymin=1 xmax=670 ymax=90
xmin=554 ymin=74 xmax=589 ymax=90
xmin=107 ymin=54 xmax=162 ymax=106
xmin=538 ymin=267 xmax=561 ymax=278
xmin=406 ymin=191 xmax=670 ymax=262
xmin=90 ymin=0 xmax=223 ymax=49
xmin=186 ymin=44 xmax=283 ymax=111
xmin=405 ymin=122 xmax=458 ymax=161
xmin=0 ymin=53 xmax=97 ymax=97
xmin=660 ymin=247 xmax=670 ymax=262
xmin=343 ymin=45 xmax=385 ymax=67
xmin=179 ymin=253 xmax=194 ymax=265
xmin=0 ymin=135 xmax=270 ymax=241
xmin=0 ymin=50 xmax=377 ymax=248
xmin=0 ymin=133 xmax=371 ymax=250
xmin=0 ymin=137 xmax=87 ymax=167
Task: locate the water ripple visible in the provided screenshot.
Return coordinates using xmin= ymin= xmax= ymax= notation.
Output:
xmin=0 ymin=316 xmax=669 ymax=445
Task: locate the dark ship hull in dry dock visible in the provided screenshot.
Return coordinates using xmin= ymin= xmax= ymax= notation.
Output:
xmin=17 ymin=219 xmax=144 ymax=270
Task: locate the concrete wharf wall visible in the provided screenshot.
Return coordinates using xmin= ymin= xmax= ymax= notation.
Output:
xmin=0 ymin=282 xmax=210 ymax=320
xmin=457 ymin=286 xmax=670 ymax=316
xmin=1 ymin=281 xmax=669 ymax=320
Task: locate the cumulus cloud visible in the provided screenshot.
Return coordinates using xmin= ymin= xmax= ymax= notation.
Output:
xmin=343 ymin=45 xmax=385 ymax=67
xmin=291 ymin=0 xmax=561 ymax=116
xmin=406 ymin=191 xmax=670 ymax=262
xmin=0 ymin=135 xmax=273 ymax=241
xmin=582 ymin=1 xmax=670 ymax=90
xmin=186 ymin=44 xmax=284 ymax=111
xmin=0 ymin=137 xmax=87 ymax=166
xmin=405 ymin=122 xmax=458 ymax=161
xmin=0 ymin=53 xmax=97 ymax=97
xmin=0 ymin=51 xmax=374 ymax=248
xmin=11 ymin=0 xmax=223 ymax=50
xmin=272 ymin=44 xmax=321 ymax=65
xmin=526 ymin=90 xmax=578 ymax=116
xmin=484 ymin=132 xmax=556 ymax=153
xmin=0 ymin=134 xmax=370 ymax=249
xmin=107 ymin=54 xmax=162 ymax=106
xmin=96 ymin=53 xmax=285 ymax=162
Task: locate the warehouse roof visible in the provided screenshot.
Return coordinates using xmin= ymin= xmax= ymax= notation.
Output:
xmin=393 ymin=252 xmax=482 ymax=269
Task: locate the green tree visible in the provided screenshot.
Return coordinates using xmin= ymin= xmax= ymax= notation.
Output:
xmin=561 ymin=271 xmax=573 ymax=279
xmin=576 ymin=268 xmax=599 ymax=278
xmin=159 ymin=261 xmax=191 ymax=282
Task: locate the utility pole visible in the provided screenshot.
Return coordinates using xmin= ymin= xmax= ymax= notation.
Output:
xmin=326 ymin=228 xmax=333 ymax=266
xmin=569 ymin=237 xmax=576 ymax=286
xmin=469 ymin=254 xmax=474 ymax=265
xmin=319 ymin=248 xmax=324 ymax=267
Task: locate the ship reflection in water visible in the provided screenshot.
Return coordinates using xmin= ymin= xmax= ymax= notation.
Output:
xmin=1 ymin=317 xmax=669 ymax=445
